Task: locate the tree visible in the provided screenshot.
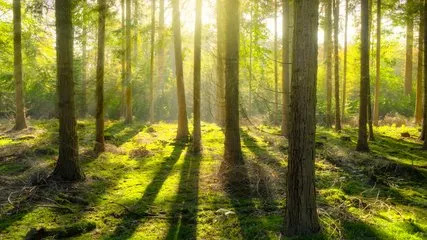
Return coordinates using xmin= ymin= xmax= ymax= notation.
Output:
xmin=356 ymin=0 xmax=370 ymax=152
xmin=274 ymin=0 xmax=279 ymax=124
xmin=423 ymin=0 xmax=427 ymax=148
xmin=172 ymin=0 xmax=189 ymax=140
xmin=415 ymin=0 xmax=424 ymax=125
xmin=373 ymin=0 xmax=381 ymax=126
xmin=193 ymin=0 xmax=202 ymax=152
xmin=51 ymin=0 xmax=83 ymax=181
xmin=325 ymin=0 xmax=333 ymax=128
xmin=149 ymin=0 xmax=155 ymax=122
xmin=94 ymin=0 xmax=106 ymax=154
xmin=405 ymin=0 xmax=414 ymax=95
xmin=281 ymin=0 xmax=290 ymax=137
xmin=125 ymin=0 xmax=132 ymax=124
xmin=342 ymin=0 xmax=349 ymax=122
xmin=121 ymin=0 xmax=126 ymax=118
xmin=333 ymin=0 xmax=341 ymax=131
xmin=157 ymin=0 xmax=165 ymax=97
xmin=223 ymin=0 xmax=243 ymax=169
xmin=80 ymin=0 xmax=88 ymax=118
xmin=284 ymin=0 xmax=320 ymax=236
xmin=216 ymin=0 xmax=225 ymax=127
xmin=13 ymin=0 xmax=27 ymax=131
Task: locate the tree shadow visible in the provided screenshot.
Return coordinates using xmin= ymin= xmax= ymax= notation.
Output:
xmin=104 ymin=121 xmax=146 ymax=146
xmin=165 ymin=151 xmax=201 ymax=240
xmin=106 ymin=141 xmax=186 ymax=239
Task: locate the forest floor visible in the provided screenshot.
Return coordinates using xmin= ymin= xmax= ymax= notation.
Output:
xmin=0 ymin=119 xmax=426 ymax=240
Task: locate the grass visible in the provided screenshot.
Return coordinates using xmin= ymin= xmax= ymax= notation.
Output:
xmin=0 ymin=120 xmax=426 ymax=239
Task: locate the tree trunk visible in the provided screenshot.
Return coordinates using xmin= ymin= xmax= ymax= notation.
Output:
xmin=423 ymin=0 xmax=427 ymax=148
xmin=325 ymin=0 xmax=333 ymax=128
xmin=342 ymin=0 xmax=348 ymax=123
xmin=149 ymin=0 xmax=155 ymax=122
xmin=223 ymin=0 xmax=243 ymax=166
xmin=125 ymin=0 xmax=132 ymax=124
xmin=415 ymin=1 xmax=424 ymax=125
xmin=157 ymin=0 xmax=165 ymax=97
xmin=405 ymin=0 xmax=414 ymax=95
xmin=284 ymin=0 xmax=320 ymax=236
xmin=80 ymin=0 xmax=88 ymax=119
xmin=356 ymin=0 xmax=370 ymax=152
xmin=281 ymin=0 xmax=290 ymax=137
xmin=333 ymin=0 xmax=341 ymax=131
xmin=13 ymin=0 xmax=27 ymax=131
xmin=121 ymin=0 xmax=126 ymax=119
xmin=94 ymin=0 xmax=106 ymax=154
xmin=51 ymin=0 xmax=83 ymax=181
xmin=216 ymin=0 xmax=225 ymax=127
xmin=373 ymin=0 xmax=381 ymax=126
xmin=274 ymin=0 xmax=279 ymax=124
xmin=193 ymin=0 xmax=202 ymax=153
xmin=172 ymin=0 xmax=189 ymax=140
xmin=248 ymin=4 xmax=253 ymax=116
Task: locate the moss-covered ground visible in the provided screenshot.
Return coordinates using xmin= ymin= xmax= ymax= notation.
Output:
xmin=0 ymin=120 xmax=426 ymax=239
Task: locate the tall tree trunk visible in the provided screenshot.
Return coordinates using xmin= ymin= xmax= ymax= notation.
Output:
xmin=193 ymin=0 xmax=202 ymax=152
xmin=356 ymin=0 xmax=370 ymax=152
xmin=121 ymin=0 xmax=126 ymax=119
xmin=216 ymin=0 xmax=225 ymax=127
xmin=125 ymin=0 xmax=132 ymax=124
xmin=223 ymin=0 xmax=243 ymax=168
xmin=422 ymin=0 xmax=427 ymax=147
xmin=94 ymin=0 xmax=106 ymax=154
xmin=281 ymin=0 xmax=290 ymax=137
xmin=13 ymin=0 xmax=27 ymax=130
xmin=367 ymin=0 xmax=375 ymax=141
xmin=149 ymin=0 xmax=155 ymax=122
xmin=415 ymin=1 xmax=424 ymax=125
xmin=80 ymin=0 xmax=88 ymax=118
xmin=285 ymin=0 xmax=320 ymax=236
xmin=405 ymin=0 xmax=414 ymax=95
xmin=325 ymin=0 xmax=333 ymax=128
xmin=373 ymin=0 xmax=381 ymax=126
xmin=333 ymin=0 xmax=341 ymax=131
xmin=157 ymin=0 xmax=165 ymax=97
xmin=342 ymin=0 xmax=348 ymax=123
xmin=51 ymin=0 xmax=83 ymax=181
xmin=248 ymin=4 xmax=253 ymax=116
xmin=172 ymin=0 xmax=189 ymax=140
xmin=274 ymin=0 xmax=279 ymax=124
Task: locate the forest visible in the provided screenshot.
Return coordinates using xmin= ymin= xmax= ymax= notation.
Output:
xmin=0 ymin=0 xmax=426 ymax=239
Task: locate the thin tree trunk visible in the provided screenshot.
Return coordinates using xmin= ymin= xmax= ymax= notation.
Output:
xmin=333 ymin=0 xmax=341 ymax=131
xmin=172 ymin=0 xmax=189 ymax=140
xmin=51 ymin=0 xmax=83 ymax=181
xmin=284 ymin=0 xmax=320 ymax=236
xmin=13 ymin=0 xmax=27 ymax=130
xmin=149 ymin=0 xmax=155 ymax=122
xmin=415 ymin=1 xmax=424 ymax=125
xmin=80 ymin=0 xmax=88 ymax=118
xmin=405 ymin=0 xmax=414 ymax=95
xmin=373 ymin=0 xmax=381 ymax=126
xmin=356 ymin=0 xmax=370 ymax=152
xmin=325 ymin=0 xmax=333 ymax=128
xmin=94 ymin=0 xmax=106 ymax=154
xmin=121 ymin=0 xmax=126 ymax=119
xmin=125 ymin=0 xmax=132 ymax=124
xmin=216 ymin=0 xmax=225 ymax=127
xmin=248 ymin=4 xmax=253 ymax=116
xmin=274 ymin=0 xmax=279 ymax=124
xmin=367 ymin=0 xmax=375 ymax=141
xmin=281 ymin=0 xmax=290 ymax=137
xmin=342 ymin=0 xmax=348 ymax=123
xmin=193 ymin=0 xmax=202 ymax=153
xmin=157 ymin=0 xmax=165 ymax=96
xmin=422 ymin=0 xmax=427 ymax=147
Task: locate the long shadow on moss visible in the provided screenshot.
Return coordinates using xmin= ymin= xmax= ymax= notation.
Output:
xmin=165 ymin=151 xmax=201 ymax=239
xmin=104 ymin=121 xmax=146 ymax=146
xmin=106 ymin=142 xmax=186 ymax=239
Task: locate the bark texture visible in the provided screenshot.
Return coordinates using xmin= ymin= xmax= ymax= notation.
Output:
xmin=415 ymin=2 xmax=424 ymax=124
xmin=333 ymin=0 xmax=341 ymax=131
xmin=373 ymin=0 xmax=381 ymax=126
xmin=342 ymin=0 xmax=348 ymax=122
xmin=284 ymin=0 xmax=320 ymax=236
xmin=405 ymin=0 xmax=414 ymax=95
xmin=193 ymin=0 xmax=202 ymax=153
xmin=325 ymin=0 xmax=333 ymax=128
xmin=51 ymin=0 xmax=83 ymax=181
xmin=281 ymin=0 xmax=290 ymax=137
xmin=423 ymin=0 xmax=427 ymax=148
xmin=125 ymin=0 xmax=132 ymax=124
xmin=80 ymin=0 xmax=88 ymax=118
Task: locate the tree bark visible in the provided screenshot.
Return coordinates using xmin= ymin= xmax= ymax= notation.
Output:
xmin=248 ymin=4 xmax=253 ymax=116
xmin=125 ymin=0 xmax=132 ymax=124
xmin=333 ymin=0 xmax=341 ymax=131
xmin=80 ymin=0 xmax=88 ymax=119
xmin=356 ymin=0 xmax=370 ymax=152
xmin=216 ymin=0 xmax=225 ymax=127
xmin=172 ymin=0 xmax=189 ymax=140
xmin=285 ymin=0 xmax=320 ymax=236
xmin=325 ymin=0 xmax=333 ymax=128
xmin=274 ymin=0 xmax=279 ymax=124
xmin=121 ymin=0 xmax=126 ymax=119
xmin=193 ymin=0 xmax=202 ymax=153
xmin=13 ymin=0 xmax=27 ymax=131
xmin=281 ymin=0 xmax=290 ymax=137
xmin=51 ymin=0 xmax=83 ymax=181
xmin=373 ymin=0 xmax=381 ymax=126
xmin=342 ymin=0 xmax=348 ymax=123
xmin=149 ymin=0 xmax=156 ymax=122
xmin=405 ymin=0 xmax=414 ymax=95
xmin=423 ymin=0 xmax=427 ymax=148
xmin=94 ymin=0 xmax=106 ymax=154
xmin=415 ymin=1 xmax=424 ymax=125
